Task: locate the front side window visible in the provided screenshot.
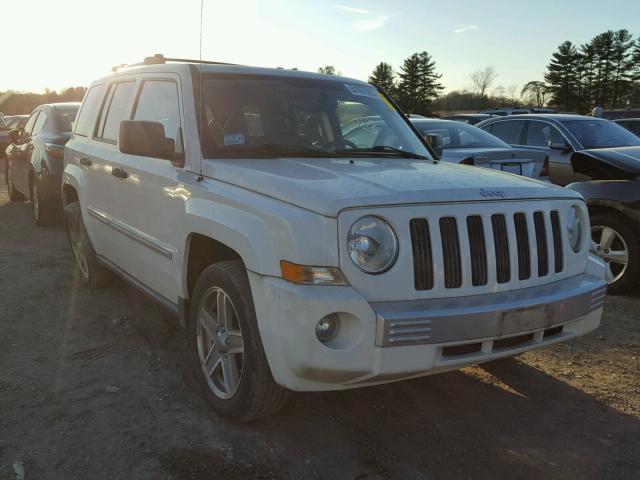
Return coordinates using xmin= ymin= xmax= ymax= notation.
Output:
xmin=75 ymin=85 xmax=105 ymax=137
xmin=22 ymin=112 xmax=39 ymax=136
xmin=525 ymin=121 xmax=564 ymax=147
xmin=31 ymin=112 xmax=47 ymax=136
xmin=488 ymin=120 xmax=525 ymax=145
xmin=55 ymin=106 xmax=79 ymax=132
xmin=563 ymin=119 xmax=640 ymax=149
xmin=200 ymin=74 xmax=430 ymax=159
xmin=96 ymin=81 xmax=135 ymax=142
xmin=133 ymin=80 xmax=182 ymax=153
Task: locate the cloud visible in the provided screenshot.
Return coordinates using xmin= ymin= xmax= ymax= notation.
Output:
xmin=454 ymin=23 xmax=478 ymax=33
xmin=334 ymin=4 xmax=370 ymax=14
xmin=353 ymin=15 xmax=390 ymax=32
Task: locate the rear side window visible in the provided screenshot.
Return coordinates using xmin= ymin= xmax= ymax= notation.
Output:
xmin=31 ymin=112 xmax=47 ymax=135
xmin=525 ymin=121 xmax=564 ymax=147
xmin=75 ymin=85 xmax=105 ymax=137
xmin=489 ymin=120 xmax=525 ymax=145
xmin=132 ymin=80 xmax=182 ymax=152
xmin=96 ymin=81 xmax=135 ymax=142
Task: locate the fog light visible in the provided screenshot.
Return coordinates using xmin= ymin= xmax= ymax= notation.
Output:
xmin=316 ymin=314 xmax=340 ymax=343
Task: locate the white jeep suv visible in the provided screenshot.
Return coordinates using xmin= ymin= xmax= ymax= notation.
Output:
xmin=62 ymin=56 xmax=606 ymax=420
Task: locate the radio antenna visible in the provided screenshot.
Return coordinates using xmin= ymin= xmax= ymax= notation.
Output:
xmin=197 ymin=0 xmax=204 ymax=181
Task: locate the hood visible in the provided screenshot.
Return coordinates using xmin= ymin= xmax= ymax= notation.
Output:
xmin=200 ymin=157 xmax=580 ymax=217
xmin=572 ymin=146 xmax=640 ymax=180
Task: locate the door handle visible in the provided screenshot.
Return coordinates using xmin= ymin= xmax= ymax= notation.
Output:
xmin=79 ymin=157 xmax=92 ymax=167
xmin=111 ymin=167 xmax=128 ymax=179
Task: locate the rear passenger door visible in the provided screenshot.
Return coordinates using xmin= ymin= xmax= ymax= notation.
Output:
xmin=111 ymin=76 xmax=186 ymax=302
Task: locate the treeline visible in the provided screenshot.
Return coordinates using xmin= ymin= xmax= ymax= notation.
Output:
xmin=0 ymin=87 xmax=86 ymax=116
xmin=541 ymin=29 xmax=640 ymax=112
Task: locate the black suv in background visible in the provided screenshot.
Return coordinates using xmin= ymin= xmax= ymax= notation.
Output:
xmin=476 ymin=114 xmax=640 ymax=293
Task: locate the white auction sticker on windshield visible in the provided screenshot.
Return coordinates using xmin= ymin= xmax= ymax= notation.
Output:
xmin=345 ymin=84 xmax=378 ymax=98
xmin=224 ymin=133 xmax=245 ymax=146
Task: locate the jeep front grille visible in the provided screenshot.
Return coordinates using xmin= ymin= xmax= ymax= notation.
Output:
xmin=410 ymin=209 xmax=565 ymax=291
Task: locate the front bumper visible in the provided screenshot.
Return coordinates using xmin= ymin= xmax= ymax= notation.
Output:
xmin=249 ymin=265 xmax=606 ymax=392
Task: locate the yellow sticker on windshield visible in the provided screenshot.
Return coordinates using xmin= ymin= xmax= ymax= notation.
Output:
xmin=378 ymin=92 xmax=396 ymax=111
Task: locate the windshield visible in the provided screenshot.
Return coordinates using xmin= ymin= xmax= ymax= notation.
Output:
xmin=200 ymin=74 xmax=431 ymax=159
xmin=411 ymin=120 xmax=510 ymax=149
xmin=563 ymin=119 xmax=640 ymax=149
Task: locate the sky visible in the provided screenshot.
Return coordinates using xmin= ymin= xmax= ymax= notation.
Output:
xmin=1 ymin=0 xmax=639 ymax=94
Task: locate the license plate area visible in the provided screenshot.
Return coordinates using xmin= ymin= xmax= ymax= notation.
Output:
xmin=500 ymin=303 xmax=554 ymax=336
xmin=501 ymin=162 xmax=522 ymax=175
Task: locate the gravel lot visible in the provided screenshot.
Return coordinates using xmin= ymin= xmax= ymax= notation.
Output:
xmin=1 ymin=159 xmax=639 ymax=479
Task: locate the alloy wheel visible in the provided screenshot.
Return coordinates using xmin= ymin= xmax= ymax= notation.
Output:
xmin=196 ymin=286 xmax=244 ymax=399
xmin=592 ymin=225 xmax=629 ymax=284
xmin=66 ymin=213 xmax=89 ymax=279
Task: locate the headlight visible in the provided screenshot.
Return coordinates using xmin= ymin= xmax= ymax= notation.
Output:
xmin=566 ymin=205 xmax=582 ymax=252
xmin=347 ymin=216 xmax=398 ymax=274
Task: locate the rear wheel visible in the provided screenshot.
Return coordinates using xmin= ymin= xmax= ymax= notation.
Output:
xmin=31 ymin=177 xmax=54 ymax=226
xmin=590 ymin=212 xmax=640 ymax=294
xmin=63 ymin=202 xmax=109 ymax=288
xmin=189 ymin=260 xmax=290 ymax=421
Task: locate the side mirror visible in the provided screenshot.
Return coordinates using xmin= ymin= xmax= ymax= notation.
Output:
xmin=549 ymin=140 xmax=571 ymax=152
xmin=9 ymin=129 xmax=20 ymax=144
xmin=119 ymin=120 xmax=178 ymax=162
xmin=425 ymin=133 xmax=444 ymax=159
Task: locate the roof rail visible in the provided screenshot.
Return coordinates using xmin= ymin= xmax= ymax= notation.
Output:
xmin=112 ymin=54 xmax=236 ymax=72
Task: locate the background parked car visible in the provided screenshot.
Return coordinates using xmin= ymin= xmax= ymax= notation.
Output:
xmin=614 ymin=118 xmax=640 ymax=137
xmin=477 ymin=113 xmax=640 ymax=292
xmin=408 ymin=118 xmax=548 ymax=178
xmin=481 ymin=107 xmax=558 ymax=116
xmin=5 ymin=103 xmax=80 ymax=225
xmin=0 ymin=115 xmax=28 ymax=158
xmin=440 ymin=113 xmax=493 ymax=125
xmin=602 ymin=108 xmax=640 ymax=120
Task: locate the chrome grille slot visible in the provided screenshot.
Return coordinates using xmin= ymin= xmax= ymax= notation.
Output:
xmin=467 ymin=215 xmax=487 ymax=286
xmin=550 ymin=210 xmax=564 ymax=273
xmin=439 ymin=217 xmax=462 ymax=289
xmin=409 ymin=218 xmax=434 ymax=290
xmin=491 ymin=214 xmax=511 ymax=284
xmin=533 ymin=211 xmax=549 ymax=277
xmin=514 ymin=213 xmax=531 ymax=280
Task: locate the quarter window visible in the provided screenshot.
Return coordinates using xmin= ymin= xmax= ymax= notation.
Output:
xmin=75 ymin=84 xmax=105 ymax=137
xmin=133 ymin=80 xmax=182 ymax=152
xmin=489 ymin=120 xmax=525 ymax=145
xmin=96 ymin=81 xmax=135 ymax=142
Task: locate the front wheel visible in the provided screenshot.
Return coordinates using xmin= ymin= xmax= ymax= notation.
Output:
xmin=590 ymin=212 xmax=640 ymax=294
xmin=189 ymin=260 xmax=290 ymax=421
xmin=63 ymin=202 xmax=109 ymax=288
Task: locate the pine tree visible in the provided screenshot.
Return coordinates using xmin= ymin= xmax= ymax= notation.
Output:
xmin=368 ymin=62 xmax=396 ymax=96
xmin=397 ymin=51 xmax=443 ymax=114
xmin=610 ymin=29 xmax=634 ymax=108
xmin=544 ymin=41 xmax=579 ymax=110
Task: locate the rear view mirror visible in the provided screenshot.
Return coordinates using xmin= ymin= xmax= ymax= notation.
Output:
xmin=425 ymin=133 xmax=444 ymax=159
xmin=9 ymin=129 xmax=20 ymax=144
xmin=119 ymin=120 xmax=178 ymax=163
xmin=549 ymin=140 xmax=571 ymax=152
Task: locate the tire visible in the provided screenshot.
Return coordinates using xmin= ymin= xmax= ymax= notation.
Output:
xmin=6 ymin=160 xmax=26 ymax=202
xmin=590 ymin=212 xmax=640 ymax=295
xmin=189 ymin=260 xmax=290 ymax=421
xmin=31 ymin=177 xmax=54 ymax=226
xmin=63 ymin=202 xmax=109 ymax=288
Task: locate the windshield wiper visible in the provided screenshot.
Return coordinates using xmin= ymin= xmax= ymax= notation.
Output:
xmin=335 ymin=145 xmax=429 ymax=159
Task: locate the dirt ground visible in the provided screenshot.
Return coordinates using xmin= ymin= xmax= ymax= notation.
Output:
xmin=1 ymin=159 xmax=639 ymax=480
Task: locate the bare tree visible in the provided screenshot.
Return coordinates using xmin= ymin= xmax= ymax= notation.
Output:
xmin=469 ymin=66 xmax=498 ymax=97
xmin=506 ymin=84 xmax=518 ymax=101
xmin=521 ymin=81 xmax=549 ymax=107
xmin=318 ymin=65 xmax=341 ymax=76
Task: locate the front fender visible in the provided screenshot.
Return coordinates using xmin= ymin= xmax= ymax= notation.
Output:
xmin=566 ymin=180 xmax=640 ymax=222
